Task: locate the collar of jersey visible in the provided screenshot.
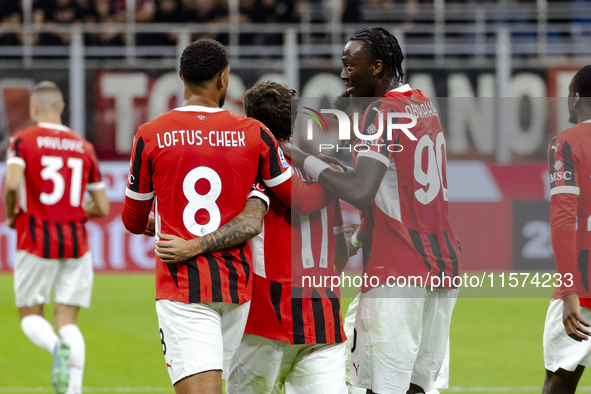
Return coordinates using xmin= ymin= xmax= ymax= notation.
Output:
xmin=38 ymin=122 xmax=71 ymax=132
xmin=173 ymin=105 xmax=225 ymax=113
xmin=584 ymin=119 xmax=591 ymax=123
xmin=388 ymin=84 xmax=411 ymax=94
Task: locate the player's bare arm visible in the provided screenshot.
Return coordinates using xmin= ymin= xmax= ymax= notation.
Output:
xmin=155 ymin=197 xmax=267 ymax=264
xmin=3 ymin=162 xmax=24 ymax=229
xmin=281 ymin=142 xmax=387 ymax=210
xmin=83 ymin=188 xmax=110 ymax=218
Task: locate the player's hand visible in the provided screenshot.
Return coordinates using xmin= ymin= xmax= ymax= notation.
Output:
xmin=279 ymin=141 xmax=308 ymax=168
xmin=318 ymin=153 xmax=350 ymax=172
xmin=6 ymin=216 xmax=15 ymax=229
xmin=143 ymin=212 xmax=155 ymax=237
xmin=155 ymin=233 xmax=198 ymax=264
xmin=562 ymin=295 xmax=591 ymax=341
xmin=344 ymin=223 xmax=361 ymax=256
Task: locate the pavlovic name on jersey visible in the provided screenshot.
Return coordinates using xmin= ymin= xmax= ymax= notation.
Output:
xmin=156 ymin=129 xmax=246 ymax=149
xmin=36 ymin=136 xmax=85 ymax=153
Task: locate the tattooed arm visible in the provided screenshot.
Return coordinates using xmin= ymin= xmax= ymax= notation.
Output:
xmin=155 ymin=197 xmax=267 ymax=264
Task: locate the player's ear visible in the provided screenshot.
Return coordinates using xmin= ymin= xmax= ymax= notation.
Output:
xmin=372 ymin=60 xmax=384 ymax=77
xmin=178 ymin=69 xmax=184 ymax=82
xmin=573 ymin=92 xmax=582 ymax=108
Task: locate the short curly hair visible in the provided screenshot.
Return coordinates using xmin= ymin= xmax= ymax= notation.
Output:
xmin=244 ymin=81 xmax=297 ymax=142
xmin=180 ymin=39 xmax=229 ymax=86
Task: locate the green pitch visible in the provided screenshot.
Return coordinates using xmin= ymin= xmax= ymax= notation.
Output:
xmin=2 ymin=274 xmax=591 ymax=393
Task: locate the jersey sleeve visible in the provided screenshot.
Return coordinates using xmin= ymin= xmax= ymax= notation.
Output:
xmin=122 ymin=130 xmax=154 ymax=234
xmin=248 ymin=176 xmax=270 ymax=212
xmin=548 ymin=137 xmax=583 ymax=298
xmin=257 ymin=125 xmax=331 ymax=215
xmin=6 ymin=135 xmax=26 ymax=168
xmin=355 ymin=101 xmax=390 ymax=167
xmin=257 ymin=125 xmax=293 ymax=188
xmin=548 ymin=137 xmax=579 ymax=196
xmin=85 ymin=144 xmax=105 ymax=191
xmin=125 ymin=131 xmax=154 ymax=201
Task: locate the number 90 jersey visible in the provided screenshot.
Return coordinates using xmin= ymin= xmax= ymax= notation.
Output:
xmin=355 ymin=85 xmax=461 ymax=289
xmin=7 ymin=123 xmax=104 ymax=259
xmin=125 ymin=105 xmax=292 ymax=305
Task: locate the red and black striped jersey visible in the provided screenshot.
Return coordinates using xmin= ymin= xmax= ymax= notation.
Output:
xmin=7 ymin=123 xmax=104 ymax=259
xmin=123 ymin=105 xmax=292 ymax=305
xmin=548 ymin=120 xmax=591 ymax=307
xmin=245 ymin=168 xmax=346 ymax=345
xmin=353 ymin=85 xmax=461 ymax=290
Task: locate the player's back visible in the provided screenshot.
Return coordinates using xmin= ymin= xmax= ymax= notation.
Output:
xmin=8 ymin=123 xmax=102 ymax=259
xmin=246 ymin=167 xmax=345 ymax=345
xmin=133 ymin=106 xmax=278 ymax=240
xmin=129 ymin=105 xmax=290 ymax=304
xmin=359 ymin=86 xmax=461 ymax=286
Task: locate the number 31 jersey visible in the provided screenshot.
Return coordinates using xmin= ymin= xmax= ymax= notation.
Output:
xmin=7 ymin=123 xmax=104 ymax=259
xmin=125 ymin=105 xmax=291 ymax=305
xmin=355 ymin=85 xmax=461 ymax=289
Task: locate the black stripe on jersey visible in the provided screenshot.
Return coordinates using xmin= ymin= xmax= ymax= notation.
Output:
xmin=427 ymin=233 xmax=446 ymax=289
xmin=326 ymin=289 xmax=343 ymax=343
xmin=69 ymin=222 xmax=79 ymax=258
xmin=238 ymin=244 xmax=250 ymax=286
xmin=130 ymin=137 xmax=145 ymax=193
xmin=270 ymin=280 xmax=283 ymax=324
xmin=362 ymin=207 xmax=375 ymax=268
xmin=147 ymin=158 xmax=155 ymax=192
xmin=29 ymin=216 xmax=36 ymax=244
xmin=457 ymin=239 xmax=462 ymax=254
xmin=186 ymin=258 xmax=201 ymax=303
xmin=167 ymin=263 xmax=179 ymax=287
xmin=443 ymin=231 xmax=460 ymax=285
xmin=260 ymin=127 xmax=283 ymax=180
xmin=56 ymin=222 xmax=65 ymax=259
xmin=578 ymin=249 xmax=590 ymax=293
xmin=14 ymin=137 xmax=22 ymax=157
xmin=409 ymin=229 xmax=431 ymax=271
xmin=549 ymin=139 xmax=557 ymax=188
xmin=562 ymin=140 xmax=576 ymax=186
xmin=311 ymin=289 xmax=327 ymax=344
xmin=43 ymin=221 xmax=50 ymax=258
xmin=291 ymin=287 xmax=305 ymax=344
xmin=222 ymin=252 xmax=240 ymax=304
xmin=205 ymin=254 xmax=223 ymax=302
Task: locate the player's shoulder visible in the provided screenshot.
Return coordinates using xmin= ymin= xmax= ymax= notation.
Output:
xmin=12 ymin=124 xmax=42 ymax=139
xmin=553 ymin=122 xmax=591 ymax=146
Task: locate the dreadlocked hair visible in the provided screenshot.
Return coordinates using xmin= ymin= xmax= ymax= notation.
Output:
xmin=350 ymin=27 xmax=404 ymax=83
xmin=573 ymin=65 xmax=591 ymax=106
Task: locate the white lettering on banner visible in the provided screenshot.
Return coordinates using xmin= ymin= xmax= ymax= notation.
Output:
xmin=130 ymin=234 xmax=157 ymax=269
xmin=99 ymin=162 xmax=131 ymax=203
xmin=448 ymin=73 xmax=495 ymax=154
xmin=101 ymin=73 xmax=148 ymax=154
xmin=149 ymin=72 xmax=181 ymax=120
xmin=508 ymin=73 xmax=546 ymax=156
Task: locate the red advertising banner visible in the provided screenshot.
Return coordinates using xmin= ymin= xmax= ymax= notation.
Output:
xmin=0 ymin=161 xmax=552 ymax=273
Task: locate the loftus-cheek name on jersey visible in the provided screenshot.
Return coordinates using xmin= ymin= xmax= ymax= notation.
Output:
xmin=550 ymin=171 xmax=573 ymax=182
xmin=156 ymin=130 xmax=246 ymax=149
xmin=37 ymin=136 xmax=84 ymax=153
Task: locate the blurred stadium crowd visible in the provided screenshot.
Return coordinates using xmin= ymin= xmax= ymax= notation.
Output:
xmin=2 ymin=0 xmax=587 ymax=48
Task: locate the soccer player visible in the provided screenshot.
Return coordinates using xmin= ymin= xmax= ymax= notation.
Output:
xmin=121 ymin=39 xmax=329 ymax=394
xmin=543 ymin=65 xmax=591 ymax=394
xmin=222 ymin=81 xmax=348 ymax=393
xmin=5 ymin=81 xmax=109 ymax=394
xmin=283 ymin=27 xmax=461 ymax=394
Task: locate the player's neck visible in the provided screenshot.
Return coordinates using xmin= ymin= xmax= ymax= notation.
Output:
xmin=35 ymin=114 xmax=63 ymax=126
xmin=374 ymin=80 xmax=402 ymax=98
xmin=577 ymin=109 xmax=591 ymax=124
xmin=183 ymin=88 xmax=221 ymax=109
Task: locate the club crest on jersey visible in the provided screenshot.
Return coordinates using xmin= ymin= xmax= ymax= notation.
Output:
xmin=278 ymin=148 xmax=289 ymax=169
xmin=554 ymin=160 xmax=563 ymax=171
xmin=195 ymin=115 xmax=207 ymax=120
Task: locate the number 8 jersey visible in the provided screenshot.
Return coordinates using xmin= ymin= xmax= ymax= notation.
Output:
xmin=124 ymin=105 xmax=292 ymax=305
xmin=355 ymin=85 xmax=461 ymax=289
xmin=7 ymin=122 xmax=104 ymax=259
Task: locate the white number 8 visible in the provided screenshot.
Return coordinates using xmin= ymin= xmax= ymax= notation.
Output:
xmin=183 ymin=167 xmax=222 ymax=236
